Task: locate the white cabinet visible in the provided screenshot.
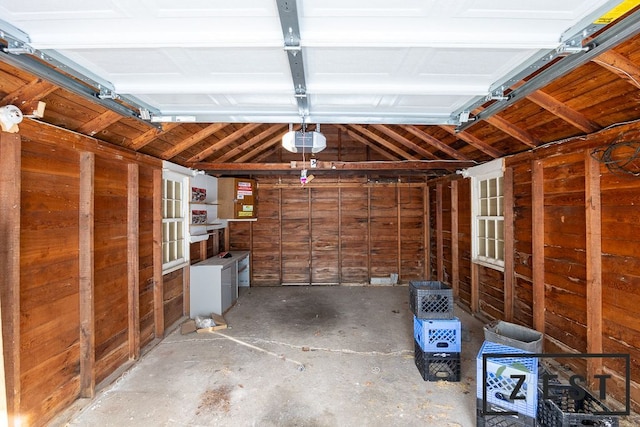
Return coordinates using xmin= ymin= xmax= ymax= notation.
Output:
xmin=189 ymin=251 xmax=250 ymax=317
xmin=189 ymin=173 xmax=227 ymax=243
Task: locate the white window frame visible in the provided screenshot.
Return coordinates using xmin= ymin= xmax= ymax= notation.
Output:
xmin=162 ymin=165 xmax=190 ymax=273
xmin=461 ymin=158 xmax=505 ymax=271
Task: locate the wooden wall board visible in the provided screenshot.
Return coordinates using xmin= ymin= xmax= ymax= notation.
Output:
xmin=163 ymin=269 xmax=183 ymax=329
xmin=18 ymin=139 xmax=81 ymax=423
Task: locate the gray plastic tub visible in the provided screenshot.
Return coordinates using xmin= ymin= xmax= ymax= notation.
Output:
xmin=483 ymin=320 xmax=543 ymax=353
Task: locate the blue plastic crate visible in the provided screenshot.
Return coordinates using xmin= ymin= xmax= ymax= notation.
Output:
xmin=477 ymin=341 xmax=539 ymax=418
xmin=414 ymin=316 xmax=461 ymax=352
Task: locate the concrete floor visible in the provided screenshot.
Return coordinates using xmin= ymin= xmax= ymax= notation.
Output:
xmin=54 ymin=285 xmax=639 ymax=427
xmin=57 ymin=285 xmax=482 ymax=426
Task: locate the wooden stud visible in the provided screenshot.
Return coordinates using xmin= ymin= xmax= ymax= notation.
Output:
xmin=152 ymin=169 xmax=164 ymax=337
xmin=187 ymin=123 xmax=262 ymax=163
xmin=424 ymin=186 xmax=430 ymax=279
xmin=397 ymin=185 xmax=402 ymax=281
xmin=338 ymin=187 xmax=343 ymax=284
xmin=308 ymin=186 xmax=312 ymax=285
xmin=79 ymin=152 xmax=95 ymax=398
xmin=585 ymin=150 xmax=603 ymax=385
xmin=127 ymin=164 xmax=140 ymax=360
xmin=279 ymin=188 xmax=283 ymax=285
xmin=0 ymin=132 xmax=21 ymax=423
xmin=451 ymin=180 xmax=459 ymax=297
xmin=471 ymin=262 xmax=479 ymax=313
xmin=367 ymin=187 xmax=372 ymax=279
xmin=532 ymin=160 xmax=546 ymax=333
xmin=503 ymin=167 xmax=515 ymax=322
xmin=371 ymin=125 xmax=439 ymax=160
xmin=436 ymin=183 xmax=444 ymax=281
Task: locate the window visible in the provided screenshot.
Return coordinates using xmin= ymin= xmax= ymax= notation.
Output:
xmin=162 ymin=169 xmax=189 ymax=272
xmin=462 ymin=159 xmax=505 ymax=270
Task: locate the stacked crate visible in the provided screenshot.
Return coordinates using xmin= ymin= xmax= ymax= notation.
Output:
xmin=409 ymin=281 xmax=460 ymax=382
xmin=477 ymin=321 xmax=542 ymax=426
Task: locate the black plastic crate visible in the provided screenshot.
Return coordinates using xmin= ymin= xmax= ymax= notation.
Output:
xmin=414 ymin=339 xmax=460 ymax=382
xmin=537 ymin=384 xmax=619 ymax=427
xmin=409 ymin=280 xmax=454 ymax=319
xmin=476 ymin=399 xmax=537 ymax=427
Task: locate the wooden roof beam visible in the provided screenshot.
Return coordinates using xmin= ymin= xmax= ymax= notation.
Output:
xmin=438 ymin=125 xmax=504 ymax=158
xmin=402 ymin=125 xmax=470 ymax=160
xmin=193 ymin=159 xmax=476 ymax=173
xmin=349 ymin=124 xmax=418 ymax=160
xmin=216 ymin=124 xmax=287 ymax=162
xmin=335 ymin=125 xmax=399 ymax=161
xmin=187 ymin=123 xmax=262 ymax=163
xmin=236 ymin=132 xmax=284 ymax=163
xmin=160 ymin=123 xmax=229 ymax=160
xmin=126 ymin=123 xmax=180 ymax=151
xmin=486 ymin=115 xmax=540 ymax=148
xmin=526 ymin=90 xmax=601 ymax=133
xmin=369 ymin=124 xmax=439 ymax=160
xmin=594 ymin=50 xmax=640 ymax=90
xmin=0 ymin=78 xmax=57 ymax=114
xmin=75 ymin=110 xmax=122 ymax=135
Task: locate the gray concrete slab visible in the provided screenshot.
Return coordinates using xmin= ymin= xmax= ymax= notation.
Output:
xmin=58 ymin=286 xmax=488 ymax=426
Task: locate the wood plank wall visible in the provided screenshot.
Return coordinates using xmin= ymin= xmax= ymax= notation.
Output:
xmin=229 ymin=175 xmax=428 ymax=286
xmin=427 ymin=121 xmax=640 ymax=412
xmin=0 ymin=122 xmax=166 ymax=426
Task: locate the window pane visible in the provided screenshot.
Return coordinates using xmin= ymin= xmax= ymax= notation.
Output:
xmin=497 ymin=220 xmax=504 ymax=240
xmin=479 ymin=220 xmax=486 ymax=238
xmin=487 ymin=238 xmax=495 ymax=258
xmin=497 ymin=240 xmax=505 ymax=261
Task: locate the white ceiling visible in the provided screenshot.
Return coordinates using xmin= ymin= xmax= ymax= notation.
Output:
xmin=0 ymin=0 xmax=625 ymax=125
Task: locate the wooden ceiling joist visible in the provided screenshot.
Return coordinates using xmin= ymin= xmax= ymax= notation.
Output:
xmin=335 ymin=125 xmax=399 ymax=161
xmin=236 ymin=133 xmax=283 ymax=163
xmin=526 ymin=90 xmax=601 ymax=134
xmin=349 ymin=124 xmax=419 ymax=160
xmin=187 ymin=123 xmax=263 ymax=163
xmin=438 ymin=126 xmax=504 ymax=158
xmin=75 ymin=110 xmax=122 ymax=135
xmin=193 ymin=159 xmax=476 ymax=173
xmin=402 ymin=125 xmax=469 ymax=160
xmin=160 ymin=123 xmax=229 ymax=160
xmin=369 ymin=124 xmax=439 ymax=160
xmin=0 ymin=78 xmax=57 ymax=111
xmin=125 ymin=122 xmax=180 ymax=151
xmin=593 ymin=50 xmax=640 ymax=90
xmin=216 ymin=124 xmax=287 ymax=163
xmin=486 ymin=115 xmax=541 ymax=148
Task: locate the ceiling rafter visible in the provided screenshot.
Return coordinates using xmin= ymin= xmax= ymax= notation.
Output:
xmin=125 ymin=122 xmax=180 ymax=151
xmin=187 ymin=123 xmax=262 ymax=163
xmin=216 ymin=124 xmax=287 ymax=163
xmin=75 ymin=110 xmax=122 ymax=135
xmin=593 ymin=50 xmax=640 ymax=90
xmin=252 ymin=136 xmax=287 ymax=163
xmin=438 ymin=126 xmax=504 ymax=158
xmin=349 ymin=125 xmax=419 ymax=160
xmin=160 ymin=123 xmax=229 ymax=160
xmin=485 ymin=115 xmax=540 ymax=148
xmin=370 ymin=124 xmax=440 ymax=160
xmin=336 ymin=125 xmax=400 ymax=161
xmin=402 ymin=125 xmax=469 ymax=160
xmin=0 ymin=78 xmax=57 ymax=111
xmin=525 ymin=90 xmax=601 ymax=133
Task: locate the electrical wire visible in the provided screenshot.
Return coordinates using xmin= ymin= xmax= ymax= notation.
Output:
xmin=591 ymin=130 xmax=640 ymax=176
